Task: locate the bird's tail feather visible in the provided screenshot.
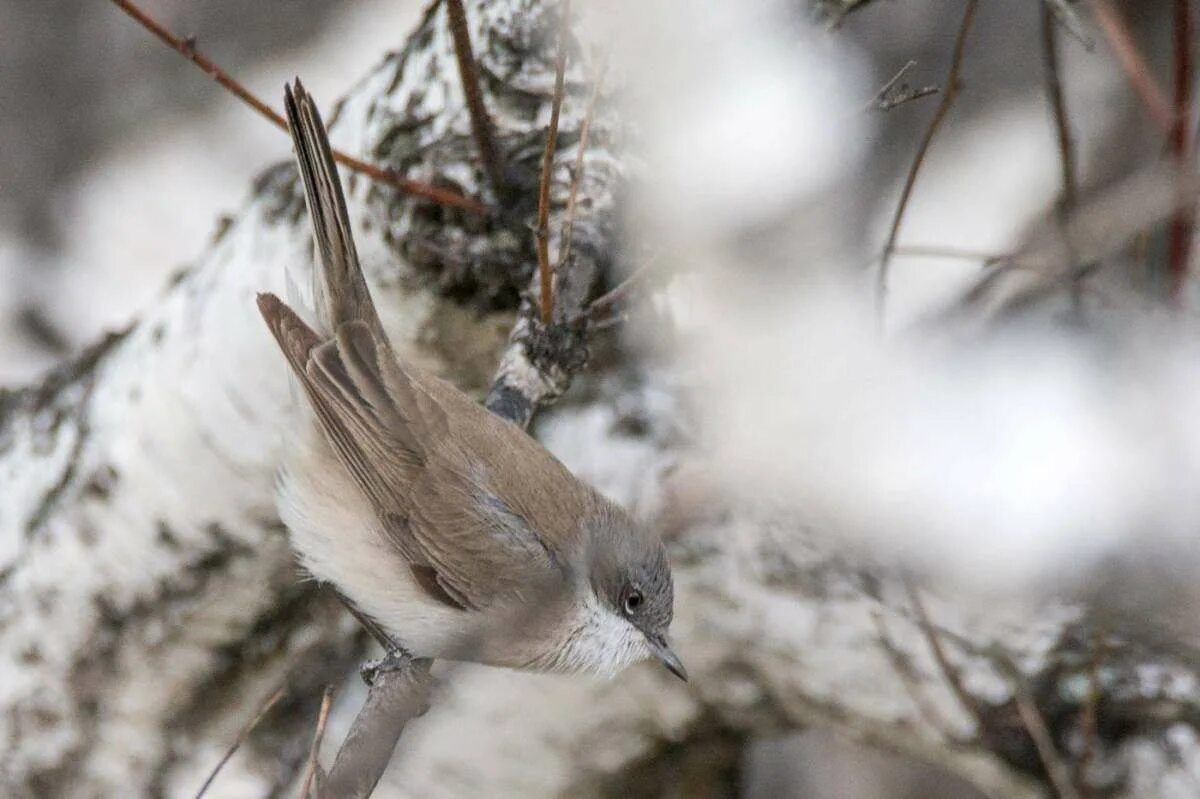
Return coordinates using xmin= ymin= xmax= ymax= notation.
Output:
xmin=282 ymin=79 xmax=385 ymax=340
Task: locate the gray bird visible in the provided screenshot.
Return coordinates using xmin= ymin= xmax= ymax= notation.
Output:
xmin=256 ymin=81 xmax=684 ymax=680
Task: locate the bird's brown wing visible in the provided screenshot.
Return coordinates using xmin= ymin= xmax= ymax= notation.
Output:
xmin=305 ymin=319 xmax=569 ymax=611
xmin=265 ymin=79 xmax=571 ymax=612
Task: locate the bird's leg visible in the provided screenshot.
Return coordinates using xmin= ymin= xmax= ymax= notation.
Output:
xmin=360 ymin=647 xmax=418 ymax=687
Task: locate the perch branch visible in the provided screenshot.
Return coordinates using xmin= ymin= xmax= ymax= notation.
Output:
xmin=108 ymin=0 xmax=485 ymax=214
xmin=322 ymin=655 xmax=433 ymax=799
xmin=876 ymin=0 xmax=978 ymax=328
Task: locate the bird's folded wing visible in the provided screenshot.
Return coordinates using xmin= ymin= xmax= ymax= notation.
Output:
xmin=303 ymin=320 xmax=564 ymax=612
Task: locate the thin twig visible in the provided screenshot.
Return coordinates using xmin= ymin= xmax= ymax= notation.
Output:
xmin=557 ymin=51 xmax=609 ymax=274
xmin=876 ymin=0 xmax=979 ymax=329
xmin=904 ymin=580 xmax=981 ymax=725
xmin=870 ymin=608 xmax=956 ymax=738
xmin=298 ymin=686 xmax=334 ymax=799
xmin=108 ymin=0 xmax=485 ymax=214
xmin=891 ymin=243 xmax=1011 ymax=265
xmin=1084 ymin=0 xmax=1173 ymax=134
xmin=1167 ymin=0 xmax=1194 ymax=302
xmin=194 ymin=686 xmax=286 ymax=799
xmin=445 ymin=0 xmax=509 ymax=198
xmin=583 ymin=258 xmax=657 ymax=323
xmin=1040 ymin=0 xmax=1082 ymax=309
xmin=1077 ymin=641 xmax=1103 ymax=788
xmin=865 ymin=60 xmax=939 ymax=113
xmin=1011 ymin=677 xmax=1082 ymax=799
xmin=1041 ymin=5 xmax=1079 ymax=213
xmin=535 ymin=0 xmax=572 ymax=323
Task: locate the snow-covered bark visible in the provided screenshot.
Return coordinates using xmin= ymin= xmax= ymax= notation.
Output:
xmin=3 ymin=1 xmax=1200 ymax=798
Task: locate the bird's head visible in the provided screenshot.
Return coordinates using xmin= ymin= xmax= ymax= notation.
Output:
xmin=586 ymin=508 xmax=685 ymax=681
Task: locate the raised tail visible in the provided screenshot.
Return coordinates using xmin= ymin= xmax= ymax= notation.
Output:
xmin=283 ymin=79 xmax=385 ymax=339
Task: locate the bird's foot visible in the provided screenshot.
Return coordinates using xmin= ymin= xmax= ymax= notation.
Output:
xmin=360 ymin=646 xmax=416 ymax=687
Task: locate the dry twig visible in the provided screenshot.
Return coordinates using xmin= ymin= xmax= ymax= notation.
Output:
xmin=557 ymin=51 xmax=609 ymax=274
xmin=298 ymin=686 xmax=334 ymax=799
xmin=876 ymin=0 xmax=979 ymax=327
xmin=1010 ymin=672 xmax=1082 ymax=799
xmin=1167 ymin=0 xmax=1194 ymax=301
xmin=1084 ymin=0 xmax=1173 ymax=134
xmin=446 ymin=0 xmax=510 ymax=199
xmin=194 ymin=685 xmax=286 ymax=799
xmin=904 ymin=580 xmax=981 ymax=727
xmin=535 ymin=0 xmax=572 ymax=323
xmin=865 ymin=60 xmax=939 ymax=113
xmin=108 ymin=0 xmax=485 ymax=214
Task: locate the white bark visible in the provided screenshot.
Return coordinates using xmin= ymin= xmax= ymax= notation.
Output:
xmin=2 ymin=1 xmax=1199 ymax=798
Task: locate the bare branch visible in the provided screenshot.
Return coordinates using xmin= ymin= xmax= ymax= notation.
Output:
xmin=1084 ymin=0 xmax=1173 ymax=134
xmin=535 ymin=0 xmax=572 ymax=323
xmin=446 ymin=0 xmax=510 ymax=199
xmin=865 ymin=60 xmax=939 ymax=113
xmin=557 ymin=51 xmax=609 ymax=274
xmin=876 ymin=0 xmax=979 ymax=328
xmin=1007 ymin=668 xmax=1082 ymax=799
xmin=322 ymin=654 xmax=433 ymax=799
xmin=194 ymin=686 xmax=286 ymax=799
xmin=905 ymin=580 xmax=981 ymax=726
xmin=1167 ymin=0 xmax=1195 ymax=302
xmin=299 ymin=686 xmax=334 ymax=799
xmin=107 ymin=0 xmax=485 ymax=214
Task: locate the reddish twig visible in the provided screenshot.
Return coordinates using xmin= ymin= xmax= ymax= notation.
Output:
xmin=108 ymin=0 xmax=485 ymax=214
xmin=445 ymin=0 xmax=509 ymax=199
xmin=298 ymin=686 xmax=334 ymax=799
xmin=194 ymin=685 xmax=286 ymax=799
xmin=876 ymin=0 xmax=979 ymax=328
xmin=1041 ymin=4 xmax=1079 ymax=213
xmin=1084 ymin=0 xmax=1174 ymax=135
xmin=1167 ymin=0 xmax=1195 ymax=302
xmin=535 ymin=0 xmax=572 ymax=323
xmin=557 ymin=51 xmax=609 ymax=274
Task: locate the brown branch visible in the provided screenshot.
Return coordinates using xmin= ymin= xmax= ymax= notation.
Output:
xmin=445 ymin=0 xmax=510 ymax=199
xmin=1041 ymin=4 xmax=1078 ymax=214
xmin=299 ymin=686 xmax=334 ymax=799
xmin=1040 ymin=0 xmax=1083 ymax=308
xmin=1077 ymin=641 xmax=1103 ymax=788
xmin=1084 ymin=0 xmax=1173 ymax=135
xmin=557 ymin=51 xmax=609 ymax=274
xmin=876 ymin=0 xmax=979 ymax=328
xmin=535 ymin=0 xmax=572 ymax=323
xmin=322 ymin=654 xmax=434 ymax=799
xmin=108 ymin=0 xmax=485 ymax=214
xmin=1167 ymin=0 xmax=1194 ymax=302
xmin=194 ymin=685 xmax=286 ymax=799
xmin=904 ymin=580 xmax=981 ymax=725
xmin=870 ymin=608 xmax=957 ymax=738
xmin=1009 ymin=671 xmax=1082 ymax=799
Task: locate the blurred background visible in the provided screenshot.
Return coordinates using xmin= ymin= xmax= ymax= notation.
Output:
xmin=2 ymin=0 xmax=1194 ymax=796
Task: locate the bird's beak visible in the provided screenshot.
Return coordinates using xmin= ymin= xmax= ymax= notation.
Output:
xmin=648 ymin=635 xmax=688 ymax=682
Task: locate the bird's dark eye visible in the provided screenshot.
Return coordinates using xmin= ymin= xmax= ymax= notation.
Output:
xmin=624 ymin=592 xmax=643 ymax=614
